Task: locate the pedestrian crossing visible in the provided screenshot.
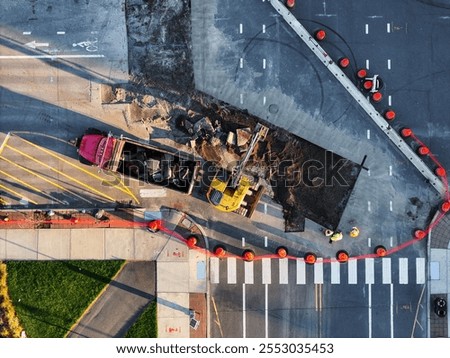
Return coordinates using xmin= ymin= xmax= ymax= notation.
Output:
xmin=209 ymin=257 xmax=426 ymax=285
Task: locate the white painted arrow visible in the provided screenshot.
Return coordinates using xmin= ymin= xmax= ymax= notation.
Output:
xmin=25 ymin=41 xmax=49 ymax=49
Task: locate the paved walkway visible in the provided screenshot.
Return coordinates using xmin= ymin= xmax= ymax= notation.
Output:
xmin=429 ymin=213 xmax=450 ymax=338
xmin=0 ymin=208 xmax=208 ymax=338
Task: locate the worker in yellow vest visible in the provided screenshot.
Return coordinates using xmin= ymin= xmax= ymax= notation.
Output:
xmin=329 ymin=231 xmax=343 ymax=244
xmin=350 ymin=227 xmax=360 ymax=238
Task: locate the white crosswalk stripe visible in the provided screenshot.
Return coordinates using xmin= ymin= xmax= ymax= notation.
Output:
xmin=348 ymin=260 xmax=358 ymax=284
xmin=314 ymin=259 xmax=324 ymax=284
xmin=262 ymin=258 xmax=271 ymax=284
xmin=227 ymin=257 xmax=237 ymax=284
xmin=210 ymin=257 xmax=220 ymax=284
xmin=279 ymin=258 xmax=289 ymax=284
xmin=245 ymin=261 xmax=254 ymax=284
xmin=365 ymin=258 xmax=374 ymax=284
xmin=399 ymin=258 xmax=408 ymax=284
xmin=331 ymin=262 xmax=340 ymax=284
xmin=416 ymin=258 xmax=425 ymax=284
xmin=296 ymin=259 xmax=306 ymax=285
xmin=210 ymin=256 xmax=424 ymax=286
xmin=382 ymin=258 xmax=392 ymax=284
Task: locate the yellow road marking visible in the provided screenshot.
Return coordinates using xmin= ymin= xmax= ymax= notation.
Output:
xmin=0 ymin=183 xmax=38 ymax=205
xmin=5 ymin=145 xmax=117 ymax=203
xmin=0 ymin=169 xmax=66 ymax=205
xmin=0 ymin=133 xmax=11 ymax=157
xmin=12 ymin=135 xmax=140 ymax=204
xmin=0 ymin=156 xmax=91 ymax=204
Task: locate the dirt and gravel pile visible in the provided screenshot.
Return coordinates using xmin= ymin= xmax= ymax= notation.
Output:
xmin=122 ymin=0 xmax=361 ymax=231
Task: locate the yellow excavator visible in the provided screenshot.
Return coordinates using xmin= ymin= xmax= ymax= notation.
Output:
xmin=206 ymin=123 xmax=269 ymax=218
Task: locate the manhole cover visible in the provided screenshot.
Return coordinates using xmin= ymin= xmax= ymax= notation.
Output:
xmin=268 ymin=104 xmax=279 ymax=114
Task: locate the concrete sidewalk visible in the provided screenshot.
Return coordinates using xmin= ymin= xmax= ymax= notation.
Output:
xmin=429 ymin=213 xmax=450 ymax=338
xmin=0 ymin=208 xmax=209 ymax=338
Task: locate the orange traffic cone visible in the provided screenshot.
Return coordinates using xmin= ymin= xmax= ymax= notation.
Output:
xmin=414 ymin=229 xmax=426 ymax=240
xmin=276 ymin=246 xmax=288 ymax=258
xmin=436 ymin=167 xmax=446 ymax=177
xmin=304 ymin=252 xmax=317 ymax=265
xmin=147 ymin=219 xmax=162 ymax=232
xmin=186 ymin=236 xmax=197 ymax=248
xmin=214 ymin=245 xmax=227 ymax=258
xmin=441 ymin=201 xmax=450 ymax=213
xmin=375 ymin=245 xmax=387 ymax=257
xmin=243 ymin=250 xmax=255 ymax=262
xmin=336 ymin=250 xmax=349 ymax=263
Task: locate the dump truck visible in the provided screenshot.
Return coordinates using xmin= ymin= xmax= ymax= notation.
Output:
xmin=206 ymin=123 xmax=268 ymax=218
xmin=76 ymin=128 xmax=200 ymax=195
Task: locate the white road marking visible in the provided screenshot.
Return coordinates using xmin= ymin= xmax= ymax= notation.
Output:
xmin=416 ymin=257 xmax=425 ymax=284
xmin=279 ymin=258 xmax=289 ymax=284
xmin=262 ymin=258 xmax=271 ymax=284
xmin=399 ymin=258 xmax=408 ymax=284
xmin=365 ymin=258 xmax=375 ymax=284
xmin=368 ymin=169 xmax=371 ymax=177
xmin=264 ymin=236 xmax=268 ymax=247
xmin=367 ymin=129 xmax=371 ymax=139
xmin=389 ymin=165 xmax=393 ymax=176
xmin=297 ymin=259 xmax=306 ymax=284
xmin=240 ymin=93 xmax=244 ymax=104
xmin=57 ymin=31 xmax=65 ymax=35
xmin=368 ymin=237 xmax=372 ymax=247
xmin=23 ymin=31 xmax=31 ymax=35
xmin=240 ymin=58 xmax=244 ymax=68
xmin=245 ymin=261 xmax=254 ymax=284
xmin=368 ymin=201 xmax=371 ymax=212
xmin=387 ymin=59 xmax=392 ymax=70
xmin=263 ymin=24 xmax=266 ymax=33
xmin=365 ymin=24 xmax=369 ymax=34
xmin=314 ymin=258 xmax=324 ymax=284
xmin=388 ymin=95 xmax=392 ymax=106
xmin=227 ymin=258 xmax=237 ymax=284
xmin=382 ymin=258 xmax=392 ymax=284
xmin=25 ymin=41 xmax=49 ymax=49
xmin=366 ymin=59 xmax=370 ymax=69
xmin=265 ymin=284 xmax=269 ymax=338
xmin=240 ymin=23 xmax=243 ymax=34
xmin=263 ymin=58 xmax=266 ymax=69
xmin=263 ymin=96 xmax=266 ymax=105
xmin=264 ymin=203 xmax=267 ymax=214
xmin=387 ymin=23 xmax=391 ymax=33
xmin=368 ymin=283 xmax=372 ymax=338
xmin=242 ymin=237 xmax=245 ymax=247
xmin=390 ymin=200 xmax=393 ymax=211
xmin=242 ymin=283 xmax=246 ymax=338
xmin=0 ymin=54 xmax=105 ymax=59
xmin=390 ymin=236 xmax=394 ymax=247
xmin=348 ymin=259 xmax=357 ymax=284
xmin=210 ymin=257 xmax=220 ymax=284
xmin=331 ymin=262 xmax=340 ymax=284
